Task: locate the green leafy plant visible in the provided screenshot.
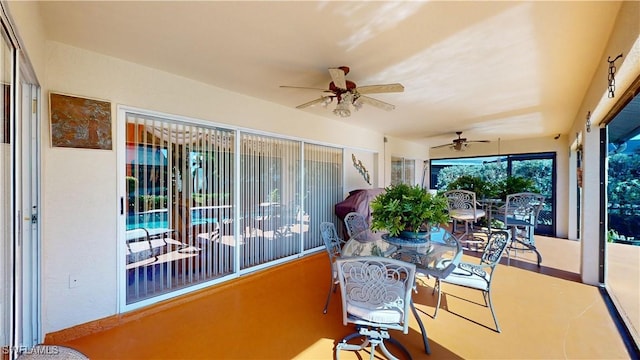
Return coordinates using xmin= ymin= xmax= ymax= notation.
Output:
xmin=495 ymin=176 xmax=538 ymax=200
xmin=446 ymin=175 xmax=498 ymax=199
xmin=370 ymin=183 xmax=450 ymax=237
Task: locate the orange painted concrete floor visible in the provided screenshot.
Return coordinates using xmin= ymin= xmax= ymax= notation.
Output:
xmin=51 ymin=236 xmax=635 ymax=359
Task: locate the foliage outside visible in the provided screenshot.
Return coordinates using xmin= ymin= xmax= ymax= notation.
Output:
xmin=608 ymin=153 xmax=640 ymax=241
xmin=445 ymin=174 xmax=538 ymax=200
xmin=370 ymin=183 xmax=450 ymax=237
xmin=436 ymin=160 xmax=550 ymax=199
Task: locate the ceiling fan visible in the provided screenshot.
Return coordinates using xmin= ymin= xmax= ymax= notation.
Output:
xmin=280 ymin=66 xmax=404 ymax=117
xmin=431 ymin=131 xmax=490 ymax=151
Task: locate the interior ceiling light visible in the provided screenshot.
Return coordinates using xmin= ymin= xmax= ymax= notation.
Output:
xmin=333 ymin=99 xmax=351 ymax=118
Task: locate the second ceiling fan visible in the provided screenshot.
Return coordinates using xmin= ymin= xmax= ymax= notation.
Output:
xmin=431 ymin=131 xmax=490 ymax=151
xmin=280 ymin=66 xmax=404 ymax=117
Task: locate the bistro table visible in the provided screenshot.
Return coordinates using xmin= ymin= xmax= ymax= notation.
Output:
xmin=342 ymin=227 xmax=462 ymax=355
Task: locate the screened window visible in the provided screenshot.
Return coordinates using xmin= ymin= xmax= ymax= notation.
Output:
xmin=391 ymin=156 xmax=415 ymax=185
xmin=430 ymin=153 xmax=556 ymax=236
xmin=124 ymin=112 xmax=343 ymax=305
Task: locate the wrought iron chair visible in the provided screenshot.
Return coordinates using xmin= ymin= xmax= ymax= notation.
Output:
xmin=335 ymin=256 xmax=422 ymax=360
xmin=493 ymin=192 xmax=545 ymax=266
xmin=444 ymin=190 xmax=486 ymax=251
xmin=343 ymin=211 xmax=369 ymax=241
xmin=320 ymin=222 xmax=344 ymax=314
xmin=433 ymin=230 xmax=510 ymax=332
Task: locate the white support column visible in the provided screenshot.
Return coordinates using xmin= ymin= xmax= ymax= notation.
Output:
xmin=580 ymin=127 xmax=603 ymax=285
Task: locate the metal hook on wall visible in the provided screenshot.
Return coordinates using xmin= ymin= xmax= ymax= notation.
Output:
xmin=607 ymin=53 xmax=623 ymax=98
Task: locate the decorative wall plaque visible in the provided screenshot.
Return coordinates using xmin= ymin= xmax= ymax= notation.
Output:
xmin=50 ymin=92 xmax=112 ymax=149
xmin=352 ymin=154 xmax=371 ymax=185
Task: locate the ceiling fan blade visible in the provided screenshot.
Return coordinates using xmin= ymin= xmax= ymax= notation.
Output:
xmin=280 ymin=85 xmax=330 ymax=91
xmin=296 ymin=97 xmax=329 ymax=109
xmin=328 ymin=68 xmax=347 ymax=90
xmin=356 ymin=83 xmax=405 ymax=94
xmin=468 ymin=140 xmax=491 ymax=143
xmin=430 ymin=143 xmax=452 ymax=149
xmin=357 ymin=95 xmax=395 ymax=111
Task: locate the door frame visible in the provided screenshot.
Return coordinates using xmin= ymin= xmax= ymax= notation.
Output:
xmin=0 ymin=2 xmax=42 ymax=355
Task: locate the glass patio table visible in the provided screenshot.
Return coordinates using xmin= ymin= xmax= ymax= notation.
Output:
xmin=343 ymin=227 xmax=463 ymax=279
xmin=342 ymin=227 xmax=463 ymax=355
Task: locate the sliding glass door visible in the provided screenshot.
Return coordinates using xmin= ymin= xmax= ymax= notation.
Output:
xmin=0 ymin=6 xmax=42 ymax=354
xmin=121 ymin=110 xmax=343 ymax=307
xmin=0 ymin=25 xmax=12 ymax=354
xmin=604 ymin=85 xmax=640 ymax=348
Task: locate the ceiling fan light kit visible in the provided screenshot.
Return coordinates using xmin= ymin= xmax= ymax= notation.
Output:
xmin=281 ymin=66 xmax=403 ymax=117
xmin=333 ymin=100 xmax=351 ymax=118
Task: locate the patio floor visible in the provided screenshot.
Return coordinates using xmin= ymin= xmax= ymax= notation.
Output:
xmin=46 ymin=235 xmax=636 ymax=359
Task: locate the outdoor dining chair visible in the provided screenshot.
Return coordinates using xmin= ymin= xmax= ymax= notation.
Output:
xmin=444 ymin=190 xmax=486 ymax=251
xmin=320 ymin=222 xmax=344 ymax=314
xmin=334 ymin=256 xmax=419 ymax=360
xmin=343 ymin=211 xmax=369 ymax=241
xmin=493 ymin=192 xmax=545 ymax=266
xmin=433 ymin=230 xmax=510 ymax=332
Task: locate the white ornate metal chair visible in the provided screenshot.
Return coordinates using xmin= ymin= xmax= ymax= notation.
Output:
xmin=433 ymin=230 xmax=510 ymax=332
xmin=320 ymin=221 xmax=344 ymax=314
xmin=343 ymin=211 xmax=369 ymax=241
xmin=444 ymin=190 xmax=486 ymax=250
xmin=493 ymin=192 xmax=545 ymax=266
xmin=335 ymin=256 xmax=420 ymax=360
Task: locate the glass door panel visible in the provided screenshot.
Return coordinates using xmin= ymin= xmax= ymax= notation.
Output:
xmin=510 ymin=155 xmax=555 ymax=235
xmin=605 ymin=90 xmax=640 ymax=348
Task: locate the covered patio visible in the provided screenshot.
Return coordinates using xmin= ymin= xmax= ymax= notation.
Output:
xmin=46 ymin=235 xmax=634 ymax=359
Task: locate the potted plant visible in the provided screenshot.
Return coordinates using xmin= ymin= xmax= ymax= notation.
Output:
xmin=370 ymin=183 xmax=450 ymax=239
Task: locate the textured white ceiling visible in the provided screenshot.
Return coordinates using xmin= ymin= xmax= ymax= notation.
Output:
xmin=36 ymin=1 xmax=622 ymax=147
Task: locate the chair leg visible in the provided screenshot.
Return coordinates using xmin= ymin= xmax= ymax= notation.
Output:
xmin=486 ymin=288 xmax=501 ymax=333
xmin=336 ymin=328 xmax=410 ymax=360
xmin=323 ymin=280 xmax=335 ymax=314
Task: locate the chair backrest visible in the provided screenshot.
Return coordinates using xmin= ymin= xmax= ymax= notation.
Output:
xmin=503 ymin=192 xmax=545 ymax=226
xmin=445 ymin=189 xmax=480 ymax=216
xmin=344 ymin=212 xmax=368 ymax=240
xmin=480 ymin=230 xmax=510 ymax=267
xmin=336 ymin=256 xmax=416 ymax=334
xmin=320 ymin=222 xmax=343 ymax=262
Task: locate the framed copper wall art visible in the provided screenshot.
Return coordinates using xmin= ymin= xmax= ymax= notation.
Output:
xmin=49 ymin=92 xmax=112 ymax=149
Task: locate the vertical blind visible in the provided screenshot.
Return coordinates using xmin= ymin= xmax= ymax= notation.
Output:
xmin=125 ymin=114 xmax=343 ymax=304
